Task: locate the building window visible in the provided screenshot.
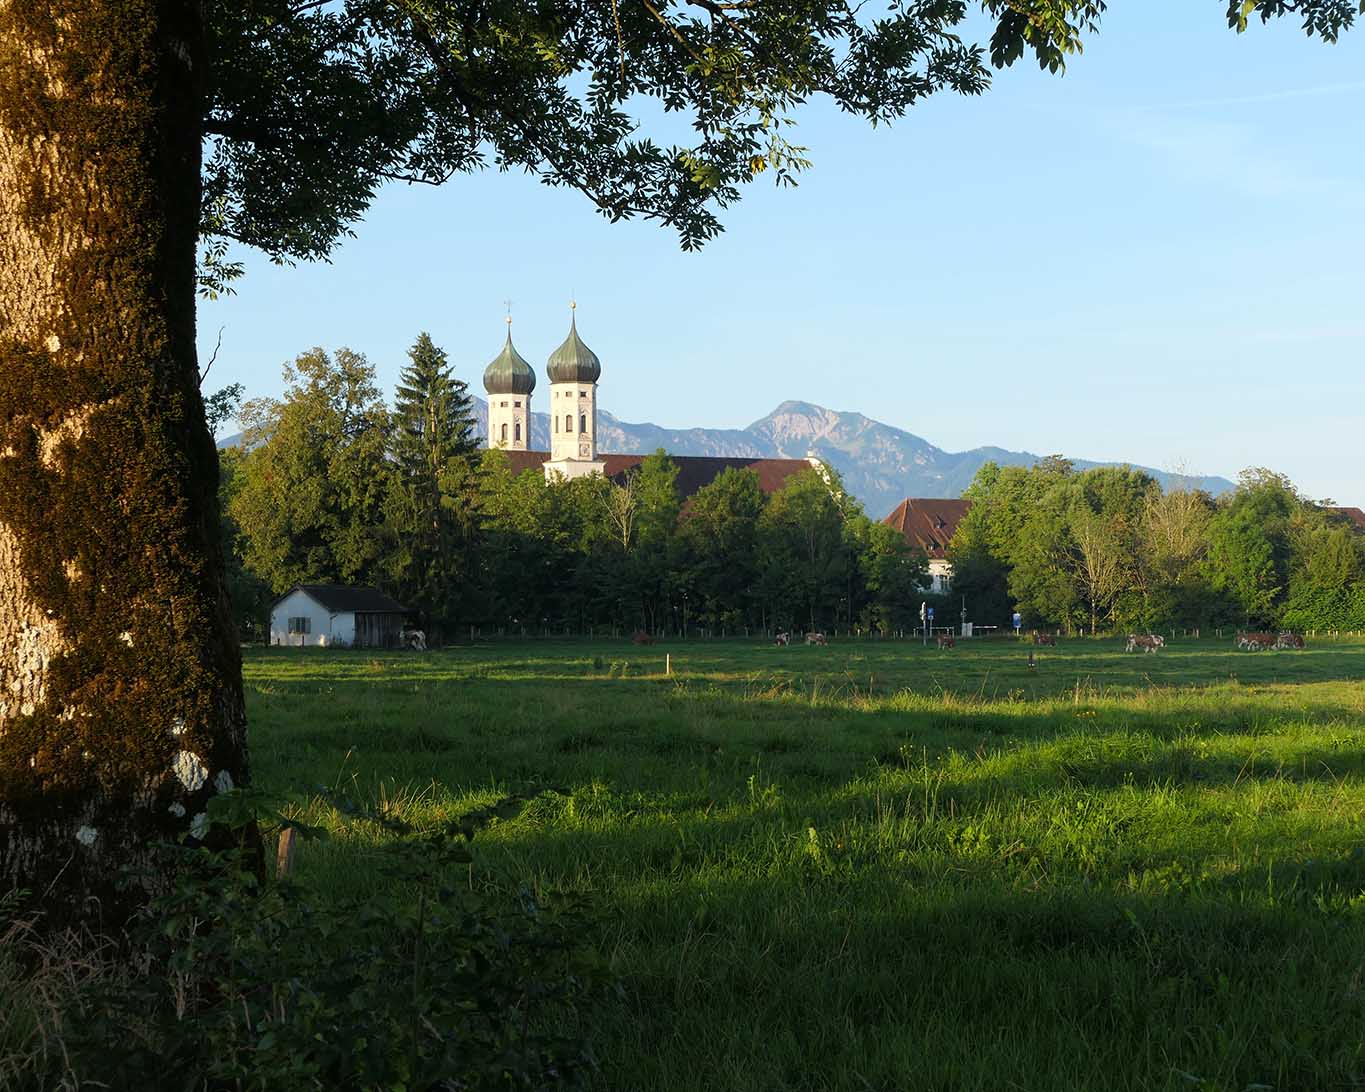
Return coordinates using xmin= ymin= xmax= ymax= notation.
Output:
xmin=566 ymin=414 xmax=574 ymax=433
xmin=514 ymin=422 xmax=521 ymax=442
xmin=500 ymin=401 xmax=508 ymax=408
xmin=514 ymin=400 xmax=521 ymax=408
xmin=580 ymin=413 xmax=587 ymax=434
xmin=554 ymin=415 xmax=559 ymax=433
xmin=287 ymin=616 xmax=311 ymax=634
xmin=500 ymin=422 xmax=507 ymax=442
xmin=579 ymin=390 xmax=587 ymax=398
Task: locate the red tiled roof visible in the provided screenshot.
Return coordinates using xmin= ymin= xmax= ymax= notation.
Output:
xmin=1327 ymin=506 xmax=1365 ymax=531
xmin=499 ymin=451 xmax=813 ymax=497
xmin=881 ymin=498 xmax=972 ymax=558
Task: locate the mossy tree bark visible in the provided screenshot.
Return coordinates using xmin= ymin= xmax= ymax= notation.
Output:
xmin=0 ymin=0 xmax=248 ymax=925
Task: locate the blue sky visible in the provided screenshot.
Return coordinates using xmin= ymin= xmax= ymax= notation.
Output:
xmin=199 ymin=3 xmax=1365 ymax=505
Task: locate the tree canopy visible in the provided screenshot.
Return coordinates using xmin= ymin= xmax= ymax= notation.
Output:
xmin=202 ymin=0 xmax=1361 ymax=265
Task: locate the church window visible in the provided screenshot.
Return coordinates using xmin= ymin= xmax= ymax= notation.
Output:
xmin=554 ymin=416 xmax=559 ymax=433
xmin=500 ymin=423 xmax=507 ymax=442
xmin=514 ymin=400 xmax=521 ymax=408
xmin=500 ymin=401 xmax=507 ymax=408
xmin=579 ymin=390 xmax=586 ymax=398
xmin=580 ymin=414 xmax=587 ymax=434
xmin=514 ymin=422 xmax=521 ymax=442
xmin=566 ymin=414 xmax=574 ymax=433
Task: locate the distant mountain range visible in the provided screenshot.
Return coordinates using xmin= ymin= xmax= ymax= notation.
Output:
xmin=221 ymin=399 xmax=1233 ymax=520
xmin=469 ymin=398 xmax=1234 ymax=519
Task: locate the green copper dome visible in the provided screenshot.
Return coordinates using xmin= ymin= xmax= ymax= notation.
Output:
xmin=483 ymin=328 xmax=536 ymax=396
xmin=546 ymin=314 xmax=601 ymax=384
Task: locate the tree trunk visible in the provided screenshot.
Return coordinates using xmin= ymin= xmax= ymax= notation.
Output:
xmin=0 ymin=0 xmax=248 ymax=927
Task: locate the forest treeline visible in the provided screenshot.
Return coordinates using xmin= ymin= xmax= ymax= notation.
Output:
xmin=949 ymin=457 xmax=1365 ymax=633
xmin=219 ymin=338 xmax=930 ymax=639
xmin=217 ymin=338 xmax=1364 ymax=641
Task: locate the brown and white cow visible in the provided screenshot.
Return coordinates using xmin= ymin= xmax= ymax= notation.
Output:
xmin=805 ymin=631 xmax=827 ymax=646
xmin=774 ymin=632 xmax=791 ymax=646
xmin=1275 ymin=631 xmax=1305 ymax=650
xmin=1236 ymin=631 xmax=1276 ymax=651
xmin=937 ymin=634 xmax=955 ymax=649
xmin=1032 ymin=632 xmax=1056 ymax=647
xmin=1125 ymin=634 xmax=1163 ymax=653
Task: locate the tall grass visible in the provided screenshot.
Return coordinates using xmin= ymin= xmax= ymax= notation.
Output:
xmin=238 ymin=637 xmax=1365 ymax=1090
xmin=7 ymin=637 xmax=1361 ymax=1090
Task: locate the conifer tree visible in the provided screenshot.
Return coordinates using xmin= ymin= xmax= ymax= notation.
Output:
xmin=388 ymin=334 xmax=479 ymax=629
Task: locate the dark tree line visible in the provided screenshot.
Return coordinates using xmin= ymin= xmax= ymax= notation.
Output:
xmin=949 ymin=459 xmax=1365 ymax=633
xmin=222 ymin=340 xmax=932 ymax=640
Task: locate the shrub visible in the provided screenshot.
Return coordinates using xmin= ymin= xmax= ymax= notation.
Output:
xmin=44 ymin=801 xmax=600 ymax=1091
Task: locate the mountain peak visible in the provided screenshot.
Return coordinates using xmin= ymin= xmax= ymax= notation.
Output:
xmin=465 ymin=395 xmax=1233 ymax=517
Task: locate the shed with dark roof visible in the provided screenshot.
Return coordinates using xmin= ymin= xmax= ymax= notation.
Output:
xmin=269 ymin=585 xmax=414 ymax=648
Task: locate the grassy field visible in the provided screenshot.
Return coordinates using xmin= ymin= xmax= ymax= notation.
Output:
xmin=246 ymin=636 xmax=1365 ymax=1092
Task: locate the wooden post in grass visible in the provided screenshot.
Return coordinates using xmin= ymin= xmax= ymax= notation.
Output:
xmin=666 ymin=654 xmax=672 ymax=676
xmin=277 ymin=827 xmax=299 ymax=880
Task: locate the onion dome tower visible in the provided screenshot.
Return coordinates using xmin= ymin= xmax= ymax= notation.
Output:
xmin=544 ymin=303 xmax=605 ymax=479
xmin=483 ymin=317 xmax=535 ymax=450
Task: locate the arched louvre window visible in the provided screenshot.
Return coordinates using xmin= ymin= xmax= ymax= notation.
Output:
xmin=580 ymin=414 xmax=587 ymax=434
xmin=514 ymin=422 xmax=521 ymax=442
xmin=566 ymin=414 xmax=574 ymax=433
xmin=554 ymin=415 xmax=559 ymax=433
xmin=500 ymin=422 xmax=507 ymax=442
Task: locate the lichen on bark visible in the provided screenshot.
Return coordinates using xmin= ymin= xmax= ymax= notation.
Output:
xmin=0 ymin=0 xmax=249 ymax=925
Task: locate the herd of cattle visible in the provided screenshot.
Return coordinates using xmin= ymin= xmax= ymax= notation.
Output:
xmin=757 ymin=630 xmax=1307 ymax=652
xmin=773 ymin=631 xmax=827 ymax=646
xmin=1234 ymin=630 xmax=1306 ymax=651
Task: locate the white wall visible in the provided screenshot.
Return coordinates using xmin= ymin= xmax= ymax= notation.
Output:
xmin=928 ymin=558 xmax=953 ymax=595
xmin=488 ymin=393 xmax=531 ymax=451
xmin=269 ymin=590 xmax=355 ymax=647
xmin=549 ymin=382 xmax=595 ymax=462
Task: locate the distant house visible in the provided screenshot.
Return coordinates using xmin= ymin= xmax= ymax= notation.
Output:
xmin=881 ymin=499 xmax=973 ymax=593
xmin=270 ymin=585 xmax=412 ymax=648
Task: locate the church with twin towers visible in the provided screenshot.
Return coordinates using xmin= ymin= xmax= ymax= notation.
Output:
xmin=482 ymin=305 xmax=605 ymax=481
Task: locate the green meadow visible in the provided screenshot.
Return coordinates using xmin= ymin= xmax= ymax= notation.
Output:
xmin=247 ymin=637 xmax=1365 ymax=1092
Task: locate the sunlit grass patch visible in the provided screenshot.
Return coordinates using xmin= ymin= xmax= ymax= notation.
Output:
xmin=241 ymin=637 xmax=1365 ymax=1090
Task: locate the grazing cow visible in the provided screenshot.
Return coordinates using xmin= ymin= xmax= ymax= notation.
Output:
xmin=632 ymin=630 xmax=654 ymax=645
xmin=1275 ymin=631 xmax=1305 ymax=650
xmin=1236 ymin=631 xmax=1276 ymax=651
xmin=1125 ymin=634 xmax=1162 ymax=653
xmin=805 ymin=631 xmax=827 ymax=646
xmin=774 ymin=632 xmax=790 ymax=647
xmin=403 ymin=627 xmax=427 ymax=651
xmin=937 ymin=634 xmax=955 ymax=649
xmin=1032 ymin=632 xmax=1056 ymax=647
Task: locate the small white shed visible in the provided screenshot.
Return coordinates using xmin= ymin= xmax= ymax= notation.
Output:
xmin=269 ymin=585 xmax=412 ymax=649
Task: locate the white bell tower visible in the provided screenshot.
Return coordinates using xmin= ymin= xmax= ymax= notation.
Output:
xmin=482 ymin=316 xmax=535 ymax=451
xmin=544 ymin=304 xmax=605 ymax=480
